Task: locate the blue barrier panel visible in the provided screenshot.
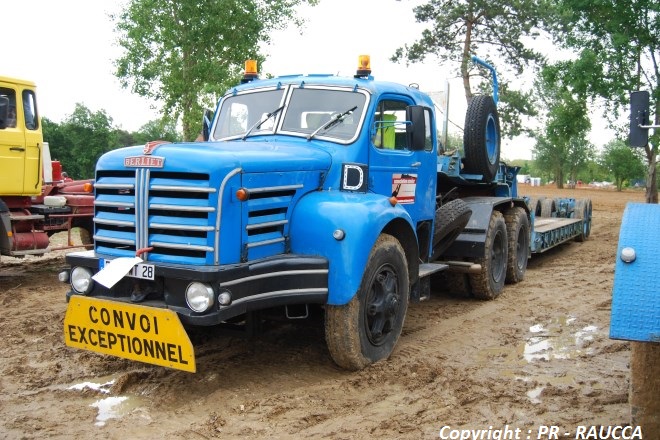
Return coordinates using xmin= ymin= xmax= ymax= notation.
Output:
xmin=610 ymin=203 xmax=660 ymax=342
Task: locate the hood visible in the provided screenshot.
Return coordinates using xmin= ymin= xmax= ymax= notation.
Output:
xmin=97 ymin=140 xmax=333 ymax=175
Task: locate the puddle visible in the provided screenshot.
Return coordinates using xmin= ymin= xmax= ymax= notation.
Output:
xmin=91 ymin=396 xmax=129 ymax=426
xmin=527 ymin=386 xmax=544 ymax=404
xmin=68 ymin=377 xmax=115 ymax=394
xmin=523 ymin=316 xmax=598 ymax=362
xmin=68 ymin=376 xmax=145 ymax=427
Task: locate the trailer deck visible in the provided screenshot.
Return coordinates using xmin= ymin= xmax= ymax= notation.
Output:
xmin=530 ymin=217 xmax=584 ymax=253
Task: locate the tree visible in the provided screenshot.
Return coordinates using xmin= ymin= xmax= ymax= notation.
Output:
xmin=552 ymin=0 xmax=660 ymax=202
xmin=46 ymin=104 xmax=119 ymax=179
xmin=114 ymin=0 xmax=318 ymax=141
xmin=532 ymin=66 xmax=594 ymax=188
xmin=601 ymin=139 xmax=646 ymax=191
xmin=391 ymin=0 xmax=548 ymax=137
xmin=132 ymin=119 xmax=182 ymax=145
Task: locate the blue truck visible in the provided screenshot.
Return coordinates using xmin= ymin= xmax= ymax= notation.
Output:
xmin=60 ymin=56 xmax=592 ymax=372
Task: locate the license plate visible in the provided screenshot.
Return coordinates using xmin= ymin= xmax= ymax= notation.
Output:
xmin=64 ymin=296 xmax=196 ymax=373
xmin=102 ymin=259 xmax=155 ymax=280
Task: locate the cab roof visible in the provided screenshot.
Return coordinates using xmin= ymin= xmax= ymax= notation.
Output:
xmin=227 ymin=73 xmax=433 ymax=106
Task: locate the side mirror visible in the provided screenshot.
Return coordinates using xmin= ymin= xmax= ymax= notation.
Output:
xmin=202 ymin=109 xmax=214 ymax=141
xmin=0 ymin=96 xmax=8 ymax=130
xmin=406 ymin=105 xmax=427 ymax=151
xmin=629 ymin=91 xmax=649 ymax=148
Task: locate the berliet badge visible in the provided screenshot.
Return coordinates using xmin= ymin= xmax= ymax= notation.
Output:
xmin=124 ymin=141 xmax=169 ymax=168
xmin=124 ymin=156 xmax=165 ymax=168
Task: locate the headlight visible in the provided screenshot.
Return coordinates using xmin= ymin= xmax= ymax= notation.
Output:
xmin=185 ymin=282 xmax=215 ymax=313
xmin=70 ymin=266 xmax=94 ymax=294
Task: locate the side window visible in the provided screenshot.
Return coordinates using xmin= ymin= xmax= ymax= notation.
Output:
xmin=0 ymin=87 xmax=17 ymax=128
xmin=22 ymin=90 xmax=38 ymax=130
xmin=372 ymin=100 xmax=408 ymax=150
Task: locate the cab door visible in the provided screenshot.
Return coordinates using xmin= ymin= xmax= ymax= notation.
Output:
xmin=21 ymin=88 xmax=42 ymax=195
xmin=0 ymin=83 xmax=28 ymax=195
xmin=368 ymin=95 xmax=436 ymax=224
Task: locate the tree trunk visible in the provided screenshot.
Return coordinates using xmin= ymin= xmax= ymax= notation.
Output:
xmin=461 ymin=19 xmax=473 ymax=104
xmin=556 ymin=167 xmax=564 ymax=189
xmin=630 ymin=342 xmax=660 ymax=439
xmin=644 ymin=144 xmax=657 ymax=203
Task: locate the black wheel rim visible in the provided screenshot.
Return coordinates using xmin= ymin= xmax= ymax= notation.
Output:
xmin=364 ymin=264 xmax=400 ymax=346
xmin=491 ymin=230 xmax=506 ymax=283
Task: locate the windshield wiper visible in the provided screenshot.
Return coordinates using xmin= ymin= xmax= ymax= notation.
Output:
xmin=242 ymin=105 xmax=285 ymax=140
xmin=307 ymin=106 xmax=358 ymax=141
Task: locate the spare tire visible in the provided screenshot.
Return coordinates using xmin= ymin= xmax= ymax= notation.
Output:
xmin=463 ymin=95 xmax=501 ymax=182
xmin=432 ymin=198 xmax=472 ymax=260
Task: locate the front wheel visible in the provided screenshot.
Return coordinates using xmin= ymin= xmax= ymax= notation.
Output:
xmin=325 ymin=234 xmax=409 ymax=370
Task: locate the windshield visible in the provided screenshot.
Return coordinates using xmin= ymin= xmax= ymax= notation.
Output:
xmin=212 ymin=85 xmax=368 ymax=143
xmin=213 ymin=88 xmax=285 ymax=139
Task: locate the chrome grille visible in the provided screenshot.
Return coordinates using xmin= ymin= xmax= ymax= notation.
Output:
xmin=93 ymin=170 xmax=215 ymax=264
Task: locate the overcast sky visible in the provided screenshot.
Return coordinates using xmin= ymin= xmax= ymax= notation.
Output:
xmin=2 ymin=0 xmax=616 ymax=160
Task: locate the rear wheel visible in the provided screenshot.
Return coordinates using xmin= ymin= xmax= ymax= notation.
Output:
xmin=469 ymin=211 xmax=508 ymax=299
xmin=325 ymin=234 xmax=409 ymax=370
xmin=504 ymin=207 xmax=529 ymax=284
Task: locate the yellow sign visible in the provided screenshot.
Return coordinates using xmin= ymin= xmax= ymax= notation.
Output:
xmin=64 ymin=296 xmax=196 ymax=373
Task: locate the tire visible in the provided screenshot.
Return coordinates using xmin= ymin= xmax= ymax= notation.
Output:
xmin=504 ymin=207 xmax=529 ymax=284
xmin=540 ymin=198 xmax=556 ymax=217
xmin=74 ymin=218 xmax=94 ymax=246
xmin=431 ymin=271 xmax=472 ymax=298
xmin=325 ymin=234 xmax=409 ymax=370
xmin=469 ymin=211 xmax=508 ymax=300
xmin=574 ymin=199 xmax=592 ymax=242
xmin=463 ymin=95 xmax=501 ymax=182
xmin=431 ymin=199 xmax=472 ymax=260
xmin=527 ymin=197 xmax=543 ymax=218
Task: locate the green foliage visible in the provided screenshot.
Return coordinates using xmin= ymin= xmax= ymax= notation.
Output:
xmin=392 ymin=0 xmax=548 ymax=138
xmin=44 ymin=104 xmax=119 ymax=179
xmin=132 ymin=119 xmax=182 ymax=145
xmin=551 ymin=0 xmax=660 ymax=201
xmin=42 ymin=105 xmax=185 ymax=180
xmin=600 ymin=139 xmax=646 ymax=190
xmin=532 ymin=63 xmax=595 ymax=188
xmin=114 ymin=0 xmax=317 ymax=141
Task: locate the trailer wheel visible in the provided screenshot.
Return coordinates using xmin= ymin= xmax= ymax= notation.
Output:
xmin=504 ymin=207 xmax=529 ymax=284
xmin=469 ymin=211 xmax=508 ymax=299
xmin=325 ymin=234 xmax=409 ymax=370
xmin=463 ymin=95 xmax=501 ymax=182
xmin=527 ymin=197 xmax=543 ymax=217
xmin=574 ymin=199 xmax=592 ymax=242
xmin=431 ymin=199 xmax=472 ymax=260
xmin=540 ymin=198 xmax=556 ymax=217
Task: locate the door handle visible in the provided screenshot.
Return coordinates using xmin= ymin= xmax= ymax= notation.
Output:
xmin=10 ymin=146 xmax=25 ymax=152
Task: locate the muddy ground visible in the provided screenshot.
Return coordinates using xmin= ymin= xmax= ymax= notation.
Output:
xmin=0 ymin=185 xmax=649 ymax=439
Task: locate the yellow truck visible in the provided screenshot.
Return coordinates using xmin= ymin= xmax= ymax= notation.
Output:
xmin=0 ymin=76 xmax=94 ymax=258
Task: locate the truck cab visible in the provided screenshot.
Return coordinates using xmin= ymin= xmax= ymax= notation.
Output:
xmin=0 ymin=76 xmax=42 ymax=197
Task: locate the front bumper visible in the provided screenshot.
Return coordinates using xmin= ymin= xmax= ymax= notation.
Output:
xmin=64 ymin=252 xmax=328 ymax=326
